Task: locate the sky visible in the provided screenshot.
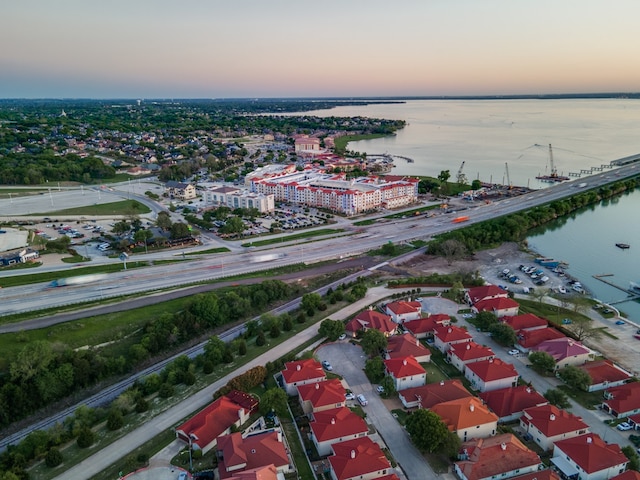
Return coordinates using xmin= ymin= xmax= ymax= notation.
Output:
xmin=2 ymin=0 xmax=640 ymax=99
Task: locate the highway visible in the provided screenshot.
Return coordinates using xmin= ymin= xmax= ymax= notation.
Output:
xmin=1 ymin=161 xmax=638 ymax=317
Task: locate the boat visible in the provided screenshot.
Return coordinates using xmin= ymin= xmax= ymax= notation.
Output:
xmin=630 ymin=281 xmax=640 ymax=292
xmin=535 ymin=257 xmax=561 ymax=268
xmin=615 ymin=243 xmax=630 ymax=249
xmin=535 ymin=144 xmax=570 ymax=183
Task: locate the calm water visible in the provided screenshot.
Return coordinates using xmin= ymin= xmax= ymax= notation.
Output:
xmin=297 ymin=99 xmax=640 ymax=321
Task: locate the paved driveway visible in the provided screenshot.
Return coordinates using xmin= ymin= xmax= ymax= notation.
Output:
xmin=316 ymin=342 xmax=437 ymax=480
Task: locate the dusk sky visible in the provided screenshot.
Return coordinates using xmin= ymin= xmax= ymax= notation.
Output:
xmin=2 ymin=0 xmax=640 ymax=99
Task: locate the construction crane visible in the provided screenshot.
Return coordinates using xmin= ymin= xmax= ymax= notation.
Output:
xmin=504 ymin=162 xmax=512 ymax=188
xmin=456 ymin=161 xmax=468 ymax=185
xmin=548 ymin=143 xmax=558 ymax=177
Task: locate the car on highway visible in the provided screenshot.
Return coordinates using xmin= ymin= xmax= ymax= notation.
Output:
xmin=322 ymin=360 xmax=333 ymax=371
xmin=508 ymin=349 xmax=520 ymax=356
xmin=617 ymin=422 xmax=632 ymax=431
xmin=357 ymin=394 xmax=368 ymax=406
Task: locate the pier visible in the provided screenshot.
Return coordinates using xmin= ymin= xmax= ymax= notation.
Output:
xmin=593 ymin=274 xmax=640 ymax=304
xmin=369 ymin=153 xmax=414 ymax=163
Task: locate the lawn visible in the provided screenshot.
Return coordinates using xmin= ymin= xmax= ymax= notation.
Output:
xmin=557 ymin=385 xmax=603 ymax=410
xmin=241 ymin=228 xmax=345 ymax=248
xmin=31 ymin=199 xmax=150 ymax=216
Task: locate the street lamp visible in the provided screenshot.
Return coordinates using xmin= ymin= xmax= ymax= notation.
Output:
xmin=188 ymin=433 xmax=197 ymax=471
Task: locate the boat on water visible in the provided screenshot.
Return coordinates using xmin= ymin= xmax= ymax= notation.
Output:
xmin=630 ymin=281 xmax=640 ymax=292
xmin=616 ymin=243 xmax=630 ymax=249
xmin=535 ymin=144 xmax=570 ymax=183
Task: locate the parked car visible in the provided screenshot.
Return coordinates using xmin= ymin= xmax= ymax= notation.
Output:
xmin=322 ymin=360 xmax=332 ymax=371
xmin=562 ymin=318 xmax=572 ymax=325
xmin=615 ymin=320 xmax=625 ymax=325
xmin=357 ymin=394 xmax=368 ymax=406
xmin=338 ymin=333 xmax=347 ymax=341
xmin=508 ymin=349 xmax=520 ymax=356
xmin=376 ymin=385 xmax=385 ymax=393
xmin=617 ymin=422 xmax=632 ymax=431
xmin=345 ymin=392 xmax=355 ymax=400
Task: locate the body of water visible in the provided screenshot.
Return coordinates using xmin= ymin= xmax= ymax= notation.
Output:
xmin=299 ymin=99 xmax=640 ymax=322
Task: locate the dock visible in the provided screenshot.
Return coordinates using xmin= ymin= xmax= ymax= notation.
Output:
xmin=593 ymin=274 xmax=640 ymax=304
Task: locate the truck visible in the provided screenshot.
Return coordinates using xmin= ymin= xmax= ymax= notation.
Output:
xmin=250 ymin=253 xmax=283 ymax=263
xmin=452 ymin=216 xmax=470 ymax=223
xmin=50 ymin=273 xmax=108 ymax=287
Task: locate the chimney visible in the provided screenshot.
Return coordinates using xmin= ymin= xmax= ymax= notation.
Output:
xmin=315 ymin=383 xmax=319 ymax=389
xmin=501 ymin=443 xmax=507 ymax=451
xmin=467 ymin=344 xmax=471 ymax=350
xmin=470 ymin=403 xmax=475 ymax=412
xmin=350 ymin=450 xmax=356 ymax=459
xmin=296 ymin=364 xmax=301 ymax=371
xmin=403 ymin=359 xmax=407 ymax=366
xmin=416 ymin=339 xmax=420 ymax=346
xmin=526 ymin=387 xmax=532 ymax=393
xmin=331 ymin=418 xmax=336 ymax=425
xmin=448 ymin=327 xmax=453 ymax=333
xmin=440 ymin=380 xmax=445 ymax=386
xmin=550 ymin=414 xmax=556 ymax=421
xmin=587 ymin=437 xmax=592 ymax=444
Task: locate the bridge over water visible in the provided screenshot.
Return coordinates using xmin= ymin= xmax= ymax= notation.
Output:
xmin=569 ymin=152 xmax=640 ymax=177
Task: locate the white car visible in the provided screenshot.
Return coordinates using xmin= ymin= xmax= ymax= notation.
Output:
xmin=338 ymin=333 xmax=347 ymax=341
xmin=345 ymin=392 xmax=355 ymax=400
xmin=376 ymin=385 xmax=385 ymax=394
xmin=508 ymin=349 xmax=520 ymax=356
xmin=357 ymin=394 xmax=368 ymax=406
xmin=322 ymin=360 xmax=333 ymax=371
xmin=617 ymin=422 xmax=632 ymax=431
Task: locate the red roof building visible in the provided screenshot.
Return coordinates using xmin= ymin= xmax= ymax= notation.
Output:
xmin=434 ymin=325 xmax=473 ymax=353
xmin=479 ymin=385 xmax=548 ymax=422
xmin=385 ymin=333 xmax=431 ymax=363
xmin=345 ymin=309 xmax=397 ymax=338
xmin=502 ymin=313 xmax=548 ymax=332
xmin=176 ymin=392 xmax=255 ymax=454
xmin=579 ymin=360 xmax=632 ymax=392
xmin=610 ymin=471 xmax=640 ymax=480
xmin=473 ymin=297 xmax=520 ymax=318
xmin=520 ymin=404 xmax=589 ymax=451
xmin=465 ymin=358 xmax=519 ymax=392
xmin=309 ymin=407 xmax=369 ymax=456
xmin=602 ymin=382 xmax=640 ymax=418
xmin=517 ymin=327 xmax=565 ymax=351
xmin=404 ymin=314 xmax=451 ymax=338
xmin=466 ymin=285 xmax=509 ymax=305
xmin=328 ymin=437 xmax=393 ymax=480
xmin=281 ymin=358 xmax=326 ymax=395
xmin=508 ymin=470 xmax=560 ymax=480
xmin=454 ymin=434 xmax=542 ymax=480
xmin=532 ymin=337 xmax=592 ymax=369
xmin=398 ymin=379 xmax=472 ymax=409
xmin=384 ymin=300 xmax=422 ymax=323
xmin=431 ymin=397 xmax=498 ymax=441
xmin=227 ymin=465 xmax=278 ymax=480
xmin=217 ymin=430 xmax=292 ymax=479
xmin=552 ymin=434 xmax=628 ymax=480
xmin=384 ymin=356 xmax=426 ymax=391
xmin=448 ymin=342 xmax=495 ymax=374
xmin=297 ymin=379 xmax=347 ymax=414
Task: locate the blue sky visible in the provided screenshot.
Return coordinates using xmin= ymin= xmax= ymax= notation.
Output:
xmin=2 ymin=0 xmax=640 ymax=98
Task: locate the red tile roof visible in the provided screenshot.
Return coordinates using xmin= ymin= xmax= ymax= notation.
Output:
xmin=310 ymin=407 xmax=369 ymax=442
xmin=345 ymin=310 xmax=396 ymax=335
xmin=554 ymin=433 xmax=628 ymax=474
xmin=432 ymin=397 xmax=498 ymax=431
xmin=521 ymin=404 xmax=588 ymax=437
xmin=227 ymin=464 xmax=278 ymax=480
xmin=610 ymin=471 xmax=640 ymax=480
xmin=297 ymin=379 xmax=346 ymax=409
xmin=518 ymin=327 xmax=565 ymax=349
xmin=217 ymin=431 xmax=289 ymax=478
xmin=509 ymin=470 xmax=560 ymax=480
xmin=466 ymin=358 xmax=519 ymax=382
xmin=399 ymin=379 xmax=472 ymax=409
xmin=604 ymin=382 xmax=640 ymax=414
xmin=386 ymin=333 xmax=431 ymax=360
xmin=449 ymin=341 xmax=495 ymax=362
xmin=404 ymin=315 xmax=450 ymax=335
xmin=579 ymin=360 xmax=632 ymax=385
xmin=467 ymin=285 xmax=509 ymax=304
xmin=479 ymin=385 xmax=548 ymax=418
xmin=456 ymin=434 xmax=541 ymax=480
xmin=435 ymin=325 xmax=473 ymax=343
xmin=281 ymin=358 xmax=325 ymax=385
xmin=329 ymin=437 xmax=391 ymax=480
xmin=385 ymin=300 xmax=421 ymax=315
xmin=474 ymin=297 xmax=520 ymax=313
xmin=533 ymin=337 xmax=591 ymax=361
xmin=384 ymin=355 xmax=426 ymax=379
xmin=502 ymin=313 xmax=548 ymax=332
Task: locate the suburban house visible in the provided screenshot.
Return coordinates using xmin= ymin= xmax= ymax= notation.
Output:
xmin=519 ymin=404 xmax=589 ymax=451
xmin=384 ymin=356 xmax=426 ymax=391
xmin=627 ymin=414 xmax=640 ymax=431
xmin=398 ymin=379 xmax=472 ymax=410
xmin=447 ymin=342 xmax=495 ymax=374
xmin=502 ymin=313 xmax=548 ymax=333
xmin=465 ymin=358 xmax=519 ymax=393
xmin=431 ymin=397 xmax=498 ymax=441
xmin=385 ymin=333 xmax=431 ymax=363
xmin=216 ymin=430 xmax=292 ymax=479
xmin=466 ymin=285 xmax=509 ymax=305
xmin=434 ymin=325 xmax=473 ymax=354
xmin=165 ymin=180 xmax=197 ymax=200
xmin=403 ymin=314 xmax=451 ymax=339
xmin=610 ymin=472 xmax=640 ymax=480
xmin=578 ymin=360 xmax=632 ymax=392
xmin=454 ymin=434 xmax=542 ymax=480
xmin=0 ymin=248 xmax=39 ymax=266
xmin=517 ymin=327 xmax=566 ymax=352
xmin=281 ymin=359 xmax=326 ymax=396
xmin=175 ymin=390 xmax=257 ymax=454
xmin=344 ymin=309 xmax=397 ymax=338
xmin=328 ymin=437 xmax=396 ymax=480
xmin=531 ymin=337 xmax=592 ymax=370
xmin=473 ymin=297 xmax=520 ymax=318
xmin=226 ymin=465 xmax=278 ymax=480
xmin=309 ymin=407 xmax=369 ymax=456
xmin=479 ymin=385 xmax=548 ymax=423
xmin=384 ymin=300 xmax=422 ymax=323
xmin=602 ymin=382 xmax=640 ymax=418
xmin=508 ymin=471 xmax=560 ymax=480
xmin=551 ymin=434 xmax=628 ymax=480
xmin=297 ymin=379 xmax=347 ymax=415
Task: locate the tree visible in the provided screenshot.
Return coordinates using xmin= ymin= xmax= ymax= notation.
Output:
xmin=364 ymin=357 xmax=386 ymax=383
xmin=170 ymin=222 xmax=191 ymax=239
xmin=156 ymin=211 xmax=172 ymax=230
xmin=488 ymin=322 xmax=517 ymax=346
xmin=471 ymin=179 xmax=482 ymax=190
xmin=621 ymin=445 xmax=639 ymax=472
xmin=260 ymin=388 xmax=288 ymax=417
xmin=439 ymin=239 xmax=467 ymax=265
xmin=76 ymin=426 xmax=95 ymax=448
xmin=450 ymin=281 xmax=465 ymax=303
xmin=380 ymin=376 xmax=397 ymax=397
xmin=300 ymin=293 xmax=323 ymax=313
xmin=360 ymin=328 xmax=388 ymax=357
xmin=558 ymin=365 xmax=592 ymax=391
xmin=134 ymin=228 xmax=153 ymax=253
xmin=475 ymin=311 xmax=498 ymax=331
xmin=10 ymin=341 xmax=55 ymax=382
xmin=106 ymin=408 xmax=124 ymax=431
xmin=437 ymin=170 xmax=451 ymax=194
xmin=405 ymin=409 xmax=451 ymax=453
xmin=45 ymin=448 xmax=63 ymax=468
xmin=219 ymin=216 xmax=245 ymax=236
xmin=565 ymin=317 xmax=601 ymax=342
xmin=528 ymin=351 xmax=556 ymax=373
xmin=319 ymin=319 xmax=345 ymax=341
xmin=544 ymin=388 xmax=571 ymax=409
xmin=111 ymin=220 xmax=130 ymax=235
xmin=381 ymin=242 xmax=396 ymax=256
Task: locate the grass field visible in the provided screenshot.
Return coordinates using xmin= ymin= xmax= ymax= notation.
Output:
xmin=31 ymin=199 xmax=151 ymax=216
xmin=241 ymin=228 xmax=345 ymax=248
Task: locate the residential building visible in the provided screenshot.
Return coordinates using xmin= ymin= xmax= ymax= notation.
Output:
xmin=165 ymin=180 xmax=197 ymax=200
xmin=297 ymin=379 xmax=346 ymax=415
xmin=434 ymin=325 xmax=473 ymax=354
xmin=309 ymin=407 xmax=369 ymax=456
xmin=551 ymin=434 xmax=628 ymax=480
xmin=532 ymin=338 xmax=592 ymax=370
xmin=403 ymin=315 xmax=451 ymax=339
xmin=520 ymin=404 xmax=589 ymax=451
xmin=517 ymin=327 xmax=566 ymax=352
xmin=384 ymin=300 xmax=422 ymax=323
xmin=205 ymin=185 xmax=275 ymax=213
xmin=479 ymin=385 xmax=548 ymax=423
xmin=384 ymin=356 xmax=426 ymax=391
xmin=431 ymin=397 xmax=498 ymax=441
xmin=398 ymin=379 xmax=472 ymax=410
xmin=328 ymin=437 xmax=395 ymax=480
xmin=473 ymin=297 xmax=520 ymax=318
xmin=465 ymin=358 xmax=519 ymax=393
xmin=227 ymin=465 xmax=278 ymax=480
xmin=345 ymin=309 xmax=397 ymax=338
xmin=281 ymin=359 xmax=326 ymax=396
xmin=610 ymin=472 xmax=640 ymax=480
xmin=502 ymin=313 xmax=548 ymax=333
xmin=602 ymin=382 xmax=640 ymax=418
xmin=448 ymin=342 xmax=495 ymax=374
xmin=454 ymin=434 xmax=542 ymax=480
xmin=578 ymin=360 xmax=632 ymax=392
xmin=216 ymin=430 xmax=292 ymax=478
xmin=385 ymin=333 xmax=431 ymax=363
xmin=294 ymin=136 xmax=321 ymax=154
xmin=466 ymin=285 xmax=509 ymax=305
